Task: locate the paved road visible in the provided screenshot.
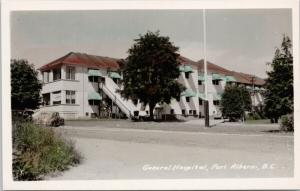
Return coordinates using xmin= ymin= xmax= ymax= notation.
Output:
xmin=47 ymin=121 xmax=293 ymax=180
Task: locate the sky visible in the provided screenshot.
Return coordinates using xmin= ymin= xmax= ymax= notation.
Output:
xmin=11 ymin=9 xmax=292 ymax=78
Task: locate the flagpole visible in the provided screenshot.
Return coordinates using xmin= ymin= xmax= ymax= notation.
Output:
xmin=203 ymin=9 xmax=210 ymax=127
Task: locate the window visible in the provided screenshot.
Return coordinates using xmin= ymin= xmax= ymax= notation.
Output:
xmin=66 ymin=66 xmax=75 ymax=80
xmin=193 ymin=110 xmax=197 ymax=115
xmin=89 ymin=100 xmax=100 ymax=106
xmin=189 ymin=110 xmax=193 ymax=115
xmin=170 ymin=109 xmax=174 ymax=115
xmin=53 ymin=101 xmax=61 ymax=105
xmin=43 ymin=71 xmax=49 ymax=83
xmin=66 ymin=90 xmax=76 ymax=104
xmin=199 ymin=99 xmax=203 ymax=105
xmin=42 ymin=93 xmax=50 ymax=105
xmin=89 ymin=76 xmax=99 ymax=83
xmin=182 ymin=109 xmax=186 ymax=115
xmin=186 ymin=97 xmax=190 ymax=102
xmin=212 ymin=80 xmax=219 ymax=85
xmin=198 ymin=80 xmax=202 ymax=85
xmin=213 ymin=100 xmax=220 ymax=105
xmin=53 ymin=68 xmax=61 ymax=81
xmin=176 ymin=96 xmax=180 ymax=102
xmin=185 ymin=72 xmax=189 ymax=79
xmin=52 ymin=91 xmax=61 ymax=105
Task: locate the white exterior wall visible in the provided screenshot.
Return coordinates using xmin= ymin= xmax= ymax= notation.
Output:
xmin=40 ymin=62 xmax=265 ymax=120
xmin=40 ymin=64 xmax=108 ymax=119
xmin=252 ymin=91 xmax=264 ymax=106
xmin=166 ymin=65 xmax=199 ymax=116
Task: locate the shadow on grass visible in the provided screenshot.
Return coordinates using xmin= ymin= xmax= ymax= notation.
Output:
xmin=261 ymin=129 xmax=293 ymax=134
xmin=132 ymin=118 xmax=186 ymax=123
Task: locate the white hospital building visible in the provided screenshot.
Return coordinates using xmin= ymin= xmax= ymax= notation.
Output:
xmin=38 ymin=52 xmax=265 ymax=120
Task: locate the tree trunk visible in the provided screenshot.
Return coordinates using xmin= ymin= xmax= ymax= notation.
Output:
xmin=149 ymin=102 xmax=155 ymax=121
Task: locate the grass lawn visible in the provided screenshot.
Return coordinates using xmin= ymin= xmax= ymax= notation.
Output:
xmin=245 ymin=119 xmax=271 ymax=124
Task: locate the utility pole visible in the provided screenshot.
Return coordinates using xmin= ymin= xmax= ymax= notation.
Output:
xmin=203 ymin=9 xmax=210 ymax=127
xmin=250 ymin=76 xmax=256 ymax=110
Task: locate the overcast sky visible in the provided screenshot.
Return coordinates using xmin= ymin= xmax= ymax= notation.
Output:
xmin=11 ymin=9 xmax=292 ymax=78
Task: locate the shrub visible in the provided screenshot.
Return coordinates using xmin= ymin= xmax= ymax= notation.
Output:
xmin=246 ymin=112 xmax=261 ymax=120
xmin=221 ymin=85 xmax=252 ymax=122
xmin=12 ymin=122 xmax=81 ymax=180
xmin=280 ymin=114 xmax=294 ymax=132
xmin=253 ymin=104 xmax=266 ymax=119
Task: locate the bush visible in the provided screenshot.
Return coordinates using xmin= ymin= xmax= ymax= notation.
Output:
xmin=280 ymin=114 xmax=294 ymax=132
xmin=221 ymin=85 xmax=252 ymax=122
xmin=253 ymin=104 xmax=266 ymax=119
xmin=246 ymin=112 xmax=261 ymax=120
xmin=13 ymin=122 xmax=81 ymax=180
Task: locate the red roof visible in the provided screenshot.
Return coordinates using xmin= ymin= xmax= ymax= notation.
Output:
xmin=39 ymin=52 xmax=121 ymax=71
xmin=177 ymin=56 xmax=198 ymax=65
xmin=196 ymin=60 xmax=265 ymax=85
xmin=39 ymin=52 xmax=265 ymax=86
xmin=231 ymin=71 xmax=265 ymax=86
xmin=197 ymin=59 xmax=232 ymax=75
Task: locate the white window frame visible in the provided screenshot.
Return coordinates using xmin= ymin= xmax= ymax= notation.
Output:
xmin=52 ymin=91 xmax=62 ymax=105
xmin=66 ymin=66 xmax=76 ymax=80
xmin=43 ymin=71 xmax=49 ymax=83
xmin=66 ymin=90 xmax=76 ymax=104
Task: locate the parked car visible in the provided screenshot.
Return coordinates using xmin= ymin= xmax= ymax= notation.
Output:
xmin=33 ymin=111 xmax=64 ymax=127
xmin=213 ymin=110 xmax=223 ymax=119
xmin=12 ymin=109 xmax=34 ymax=121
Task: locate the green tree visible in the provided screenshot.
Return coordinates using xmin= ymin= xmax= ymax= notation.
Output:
xmin=221 ymin=85 xmax=252 ymax=122
xmin=264 ymin=35 xmax=293 ymax=123
xmin=11 ymin=59 xmax=42 ymax=110
xmin=120 ymin=31 xmax=185 ymax=120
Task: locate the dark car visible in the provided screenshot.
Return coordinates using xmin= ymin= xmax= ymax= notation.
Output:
xmin=12 ymin=109 xmax=34 ymax=121
xmin=33 ymin=111 xmax=64 ymax=127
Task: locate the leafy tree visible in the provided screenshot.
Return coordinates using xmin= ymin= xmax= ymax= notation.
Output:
xmin=221 ymin=85 xmax=252 ymax=121
xmin=264 ymin=35 xmax=293 ymax=123
xmin=11 ymin=59 xmax=42 ymax=110
xmin=120 ymin=31 xmax=185 ymax=120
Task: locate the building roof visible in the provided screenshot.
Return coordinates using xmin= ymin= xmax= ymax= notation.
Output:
xmin=196 ymin=59 xmax=265 ymax=86
xmin=197 ymin=59 xmax=232 ymax=75
xmin=39 ymin=52 xmax=265 ymax=86
xmin=39 ymin=52 xmax=121 ymax=71
xmin=230 ymin=71 xmax=265 ymax=86
xmin=177 ymin=56 xmax=198 ymax=65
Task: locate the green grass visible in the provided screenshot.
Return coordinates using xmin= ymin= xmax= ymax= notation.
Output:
xmin=245 ymin=119 xmax=271 ymax=124
xmin=12 ymin=121 xmax=81 ymax=180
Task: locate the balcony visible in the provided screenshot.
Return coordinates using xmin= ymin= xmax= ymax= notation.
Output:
xmin=42 ymin=79 xmax=79 ymax=94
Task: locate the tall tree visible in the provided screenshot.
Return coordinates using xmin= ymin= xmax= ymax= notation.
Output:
xmin=221 ymin=85 xmax=252 ymax=122
xmin=11 ymin=59 xmax=42 ymax=110
xmin=121 ymin=31 xmax=185 ymax=120
xmin=264 ymin=35 xmax=293 ymax=123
